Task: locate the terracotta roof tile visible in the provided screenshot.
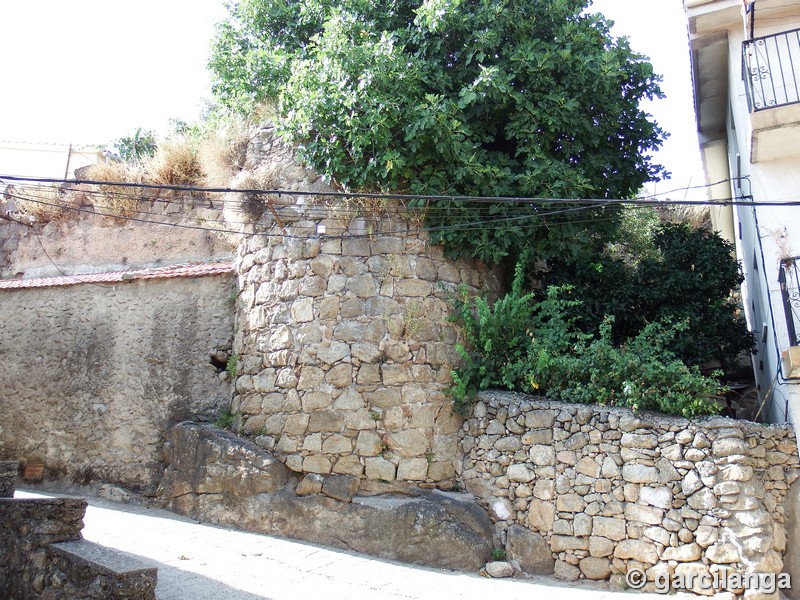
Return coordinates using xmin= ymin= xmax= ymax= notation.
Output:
xmin=0 ymin=262 xmax=235 ymax=290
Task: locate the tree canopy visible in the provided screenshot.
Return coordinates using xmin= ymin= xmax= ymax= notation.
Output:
xmin=210 ymin=0 xmax=667 ymax=266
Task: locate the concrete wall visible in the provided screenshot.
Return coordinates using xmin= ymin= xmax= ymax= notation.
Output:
xmin=0 ymin=273 xmax=236 ymax=493
xmin=463 ymin=391 xmax=799 ymax=593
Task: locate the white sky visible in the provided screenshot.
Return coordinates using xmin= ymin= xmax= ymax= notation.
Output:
xmin=0 ymin=0 xmax=704 ymax=195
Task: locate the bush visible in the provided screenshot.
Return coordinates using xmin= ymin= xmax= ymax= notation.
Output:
xmin=529 ymin=314 xmax=725 ymax=418
xmin=449 ymin=273 xmax=726 ymax=418
xmin=84 ymin=161 xmax=145 ymax=219
xmin=146 ymin=141 xmax=205 ymax=187
xmin=10 ymin=183 xmax=75 ymax=222
xmin=539 ymin=217 xmax=754 ymax=369
xmin=448 ymin=260 xmax=543 ymax=415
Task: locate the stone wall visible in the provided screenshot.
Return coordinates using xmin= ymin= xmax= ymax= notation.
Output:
xmin=0 ymin=496 xmax=157 ymax=599
xmin=0 ymin=191 xmax=233 ymax=280
xmin=0 ymin=496 xmax=87 ymax=596
xmin=0 ymin=272 xmax=236 ymax=494
xmin=462 ymin=391 xmax=800 ymax=595
xmin=228 ymin=129 xmax=502 ymax=487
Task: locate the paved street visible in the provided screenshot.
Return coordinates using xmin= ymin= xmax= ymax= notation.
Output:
xmin=17 ymin=488 xmax=680 ymax=600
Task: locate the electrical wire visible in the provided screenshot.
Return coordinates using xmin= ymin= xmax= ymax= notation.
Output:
xmin=0 ymin=173 xmax=783 ymax=206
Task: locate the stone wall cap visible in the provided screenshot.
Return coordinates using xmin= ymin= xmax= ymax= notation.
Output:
xmin=475 ymin=389 xmax=797 ymax=434
xmin=49 ymin=539 xmax=157 ymax=577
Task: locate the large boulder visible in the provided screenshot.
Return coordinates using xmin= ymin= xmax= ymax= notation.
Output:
xmin=158 ymin=422 xmax=493 ymax=571
xmin=158 ymin=422 xmax=292 ymax=498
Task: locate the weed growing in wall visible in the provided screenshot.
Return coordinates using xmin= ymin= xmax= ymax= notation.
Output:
xmin=225 ymin=355 xmax=238 ymax=379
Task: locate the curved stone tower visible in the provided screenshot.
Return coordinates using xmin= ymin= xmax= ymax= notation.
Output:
xmin=227 ymin=126 xmax=501 ymax=488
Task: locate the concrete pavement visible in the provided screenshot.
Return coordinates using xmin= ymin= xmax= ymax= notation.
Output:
xmin=16 ymin=487 xmax=678 ymax=600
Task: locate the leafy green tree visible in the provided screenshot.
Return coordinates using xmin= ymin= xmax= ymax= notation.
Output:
xmin=114 ymin=128 xmax=158 ymax=163
xmin=209 ymin=0 xmax=667 ymax=267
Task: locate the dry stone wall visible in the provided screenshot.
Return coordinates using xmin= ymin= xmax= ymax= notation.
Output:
xmin=462 ymin=391 xmax=800 ymax=595
xmin=227 ymin=127 xmax=502 ymax=487
xmin=232 ymin=202 xmax=501 ymax=487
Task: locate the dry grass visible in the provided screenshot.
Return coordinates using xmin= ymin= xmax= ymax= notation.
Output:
xmin=223 ymin=167 xmax=282 ymax=226
xmin=146 ymin=142 xmax=205 ymax=187
xmin=657 ymin=203 xmax=712 ymax=230
xmin=198 ymin=122 xmax=253 ymax=188
xmin=8 ymin=183 xmax=75 ymax=222
xmin=84 ymin=161 xmax=145 ymax=219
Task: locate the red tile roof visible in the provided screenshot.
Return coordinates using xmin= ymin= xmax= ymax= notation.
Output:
xmin=0 ymin=262 xmax=235 ymax=290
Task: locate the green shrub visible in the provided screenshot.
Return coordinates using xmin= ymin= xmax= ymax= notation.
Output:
xmin=529 ymin=315 xmax=725 ymax=418
xmin=449 ymin=275 xmax=725 ymax=419
xmin=448 ymin=259 xmax=546 ymax=415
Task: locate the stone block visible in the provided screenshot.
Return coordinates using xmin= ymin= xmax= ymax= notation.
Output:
xmin=326 ymin=364 xmax=353 ymax=388
xmin=556 ymin=493 xmax=586 ymax=513
xmin=296 ymin=473 xmax=324 ymax=495
xmin=365 ymin=457 xmax=396 ymax=481
xmin=427 ymin=460 xmax=455 ymax=480
xmin=522 ymin=429 xmax=553 ymax=445
xmin=529 ymin=445 xmax=556 ymax=466
xmin=662 ymin=542 xmax=702 ymax=562
xmin=351 ymin=342 xmax=382 ymax=363
xmin=507 ymin=464 xmax=534 ymax=482
xmin=385 ymin=430 xmax=429 ymax=457
xmin=554 ymin=560 xmax=581 ymax=581
xmin=621 ymin=433 xmax=658 ymax=449
xmin=550 ymin=535 xmax=589 ymax=552
xmin=712 ymin=438 xmax=748 ymax=458
xmin=364 ymin=388 xmax=402 ymax=408
xmin=527 ymin=498 xmax=556 ymax=531
xmin=333 ymin=388 xmax=364 ymax=410
xmin=316 ymin=341 xmax=350 ymax=365
xmin=705 ymin=543 xmax=740 ymax=563
xmin=284 ymin=413 xmax=310 ymax=435
xmin=576 ymin=456 xmax=601 ymax=478
xmin=533 ymin=480 xmax=555 ymax=500
xmin=397 ymin=458 xmax=429 ymax=481
xmin=579 ymin=556 xmax=612 ymax=580
xmin=332 ymin=455 xmax=364 ymax=477
xmin=614 ymin=539 xmax=658 ymax=564
xmin=297 ymin=366 xmax=325 ymax=390
xmin=624 ymin=502 xmax=664 ymax=525
xmin=593 ymin=516 xmax=627 ymax=541
xmin=291 ymin=297 xmax=314 ymax=322
xmin=485 ymin=561 xmax=514 ymax=578
xmin=308 ymin=410 xmax=344 ymax=433
xmin=589 ymin=536 xmax=615 ymax=557
xmin=640 ymin=486 xmax=673 ymax=509
xmin=322 ymin=474 xmax=360 ymax=502
xmin=322 ymin=434 xmax=353 ymax=454
xmin=525 ymin=410 xmax=556 ymax=429
xmin=348 ymin=274 xmax=378 ymax=298
xmin=622 ymin=464 xmax=659 ymax=483
xmin=302 ymin=391 xmax=333 ymax=411
xmin=394 ymin=279 xmax=432 ymax=297
xmin=382 ymin=364 xmax=410 ymax=385
xmin=303 ymin=454 xmax=333 ymax=475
